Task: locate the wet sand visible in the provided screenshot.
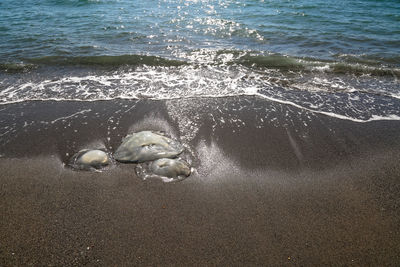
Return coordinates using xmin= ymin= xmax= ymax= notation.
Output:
xmin=1 ymin=97 xmax=400 ymax=265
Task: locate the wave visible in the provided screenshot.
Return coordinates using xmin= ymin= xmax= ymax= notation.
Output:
xmin=234 ymin=53 xmax=400 ymax=76
xmin=1 ymin=59 xmax=399 ymax=122
xmin=49 ymin=0 xmax=104 ymax=7
xmin=328 ymin=63 xmax=400 ymax=76
xmin=1 ymin=51 xmax=399 ymax=77
xmin=234 ymin=54 xmax=305 ymax=70
xmin=0 ymin=63 xmax=36 ymax=73
xmin=26 ymin=55 xmax=186 ymax=67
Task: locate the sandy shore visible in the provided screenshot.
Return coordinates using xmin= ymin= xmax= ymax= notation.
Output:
xmin=1 ymin=97 xmax=400 ymax=265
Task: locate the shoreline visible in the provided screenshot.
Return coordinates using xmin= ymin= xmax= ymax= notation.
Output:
xmin=1 ymin=96 xmax=400 ymax=265
xmin=1 ymin=96 xmax=400 ymax=168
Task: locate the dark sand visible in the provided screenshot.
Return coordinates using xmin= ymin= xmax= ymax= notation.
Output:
xmin=1 ymin=97 xmax=400 ymax=265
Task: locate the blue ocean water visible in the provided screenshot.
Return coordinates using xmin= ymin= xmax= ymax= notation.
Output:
xmin=0 ymin=0 xmax=399 ymax=122
xmin=0 ymin=0 xmax=399 ymax=64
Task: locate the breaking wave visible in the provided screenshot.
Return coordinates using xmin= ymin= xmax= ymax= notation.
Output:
xmin=0 ymin=50 xmax=399 ymax=123
xmin=1 ymin=50 xmax=399 ymax=76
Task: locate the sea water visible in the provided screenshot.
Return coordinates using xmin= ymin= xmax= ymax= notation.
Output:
xmin=0 ymin=0 xmax=399 ymax=122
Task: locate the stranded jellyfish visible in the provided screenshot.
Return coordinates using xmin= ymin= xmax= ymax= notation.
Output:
xmin=69 ymin=149 xmax=111 ymax=171
xmin=114 ymin=131 xmax=184 ymax=163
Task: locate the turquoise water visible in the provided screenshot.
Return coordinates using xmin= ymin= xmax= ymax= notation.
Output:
xmin=0 ymin=0 xmax=399 ymax=121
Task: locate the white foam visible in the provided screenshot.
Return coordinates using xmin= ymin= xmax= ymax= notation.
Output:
xmin=51 ymin=109 xmax=92 ymax=124
xmin=1 ymin=63 xmax=399 ymax=123
xmin=253 ymin=92 xmax=400 ymax=123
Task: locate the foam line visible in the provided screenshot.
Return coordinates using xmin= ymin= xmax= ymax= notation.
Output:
xmin=50 ymin=109 xmax=92 ymax=124
xmin=253 ymin=93 xmax=400 ymax=123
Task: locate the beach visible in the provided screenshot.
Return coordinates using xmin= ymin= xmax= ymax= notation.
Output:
xmin=1 ymin=0 xmax=400 ymax=265
xmin=1 ymin=97 xmax=400 ymax=265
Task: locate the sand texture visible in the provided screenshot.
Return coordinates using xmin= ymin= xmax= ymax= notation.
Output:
xmin=1 ymin=97 xmax=400 ymax=265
